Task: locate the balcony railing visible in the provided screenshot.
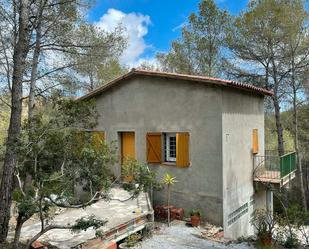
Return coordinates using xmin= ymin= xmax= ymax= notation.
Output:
xmin=253 ymin=151 xmax=297 ymax=186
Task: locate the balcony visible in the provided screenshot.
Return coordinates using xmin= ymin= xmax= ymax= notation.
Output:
xmin=253 ymin=151 xmax=297 ymax=187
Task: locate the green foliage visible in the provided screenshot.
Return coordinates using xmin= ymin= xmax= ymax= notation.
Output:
xmin=13 ymin=187 xmax=38 ymax=219
xmin=157 ymin=0 xmax=231 ymax=76
xmin=12 ymin=97 xmax=117 ymax=232
xmin=190 ymin=209 xmax=201 ymax=217
xmin=250 ymin=209 xmax=276 ymax=238
xmin=17 ymin=198 xmax=38 ymax=219
xmin=125 ymin=232 xmax=142 ymax=247
xmin=163 ymin=174 xmax=177 ymax=186
xmin=122 ymin=159 xmax=161 ymax=197
xmin=71 ymin=215 xmax=107 ymax=233
xmin=69 ymin=23 xmax=127 ymax=92
xmin=122 ymin=159 xmax=141 ymax=176
xmin=0 ymin=94 xmax=10 ymax=157
xmin=265 ymin=114 xmax=295 ymax=152
xmin=283 ymin=234 xmax=299 ymax=249
xmin=275 ymin=204 xmax=309 ymax=247
xmin=98 ymin=59 xmax=128 ymax=84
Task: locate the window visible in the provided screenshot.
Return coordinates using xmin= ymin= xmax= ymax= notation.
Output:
xmin=146 ymin=132 xmax=189 ymax=167
xmin=164 ymin=133 xmax=176 ymax=162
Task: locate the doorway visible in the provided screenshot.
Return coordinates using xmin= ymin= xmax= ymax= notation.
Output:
xmin=121 ymin=132 xmax=135 ymax=163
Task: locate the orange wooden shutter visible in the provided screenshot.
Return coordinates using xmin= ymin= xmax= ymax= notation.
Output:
xmin=121 ymin=132 xmax=135 ymax=163
xmin=252 ymin=129 xmax=259 ymax=154
xmin=92 ymin=131 xmax=105 ymax=151
xmin=176 ymin=132 xmax=189 ymax=167
xmin=146 ymin=133 xmax=162 ymax=163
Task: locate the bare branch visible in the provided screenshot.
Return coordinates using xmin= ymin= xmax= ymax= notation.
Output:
xmin=15 ymin=171 xmax=26 ymax=197
xmin=0 ymin=95 xmax=11 ymax=107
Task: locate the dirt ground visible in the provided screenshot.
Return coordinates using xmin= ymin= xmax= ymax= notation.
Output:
xmin=131 ymin=221 xmax=255 ymax=249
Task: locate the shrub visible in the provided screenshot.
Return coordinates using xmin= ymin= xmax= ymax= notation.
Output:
xmin=251 ymin=209 xmax=276 ymax=246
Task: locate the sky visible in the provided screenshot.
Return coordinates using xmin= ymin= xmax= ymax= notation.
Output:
xmin=86 ymin=0 xmax=248 ymax=67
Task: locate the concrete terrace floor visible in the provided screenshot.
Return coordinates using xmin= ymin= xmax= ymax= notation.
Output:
xmin=133 ymin=221 xmax=254 ymax=249
xmin=8 ymin=188 xmax=151 ymax=249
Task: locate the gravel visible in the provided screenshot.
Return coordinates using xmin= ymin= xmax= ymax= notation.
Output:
xmin=133 ymin=221 xmax=255 ymax=249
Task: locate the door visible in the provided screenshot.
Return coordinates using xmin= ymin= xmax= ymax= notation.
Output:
xmin=121 ymin=132 xmax=135 ymax=163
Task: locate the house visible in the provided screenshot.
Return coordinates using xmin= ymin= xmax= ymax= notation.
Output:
xmin=78 ymin=68 xmax=296 ymax=239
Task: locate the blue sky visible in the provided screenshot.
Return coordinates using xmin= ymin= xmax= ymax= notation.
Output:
xmin=86 ymin=0 xmax=249 ymax=66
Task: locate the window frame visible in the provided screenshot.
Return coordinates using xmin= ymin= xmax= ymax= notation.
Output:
xmin=164 ymin=132 xmax=177 ymax=163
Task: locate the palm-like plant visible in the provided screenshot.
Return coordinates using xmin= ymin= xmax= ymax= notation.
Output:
xmin=163 ymin=174 xmax=177 ymax=226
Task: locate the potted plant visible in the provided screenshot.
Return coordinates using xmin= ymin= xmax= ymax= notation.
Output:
xmin=250 ymin=209 xmax=276 ymax=246
xmin=190 ymin=209 xmax=201 ymax=227
xmin=163 ymin=174 xmax=177 ymax=227
xmin=119 ymin=233 xmax=142 ymax=248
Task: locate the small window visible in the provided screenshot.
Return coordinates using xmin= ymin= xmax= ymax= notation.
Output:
xmin=164 ymin=133 xmax=176 ymax=162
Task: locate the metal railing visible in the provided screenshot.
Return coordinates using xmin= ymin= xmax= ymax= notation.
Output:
xmin=254 ymin=154 xmax=281 ymax=180
xmin=254 ymin=151 xmax=297 ymax=181
xmin=280 ymin=152 xmax=297 ymax=177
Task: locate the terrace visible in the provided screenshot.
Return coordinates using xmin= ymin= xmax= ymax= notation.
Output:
xmin=253 ymin=151 xmax=297 ymax=187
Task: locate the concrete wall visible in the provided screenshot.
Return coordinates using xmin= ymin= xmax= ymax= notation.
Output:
xmin=94 ymin=76 xmax=224 ymax=225
xmin=222 ymin=88 xmax=266 ymax=239
xmin=92 ymin=75 xmax=267 ymax=232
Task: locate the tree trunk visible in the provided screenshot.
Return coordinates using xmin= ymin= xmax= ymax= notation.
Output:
xmin=291 ymin=57 xmax=307 ymax=211
xmin=270 ymin=53 xmax=285 ymax=157
xmin=13 ymin=214 xmax=25 ymax=249
xmin=167 ymin=185 xmax=170 ymax=227
xmin=0 ymin=0 xmax=30 ymax=242
xmin=26 ymin=0 xmax=45 ymax=189
xmin=28 ymin=0 xmax=44 ymax=125
xmin=273 ymin=96 xmax=285 ymax=156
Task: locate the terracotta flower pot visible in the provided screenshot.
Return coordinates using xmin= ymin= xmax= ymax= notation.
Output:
xmin=259 ymin=233 xmax=272 ymax=246
xmin=123 ymin=175 xmax=134 ymax=183
xmin=191 ymin=215 xmax=201 ymax=227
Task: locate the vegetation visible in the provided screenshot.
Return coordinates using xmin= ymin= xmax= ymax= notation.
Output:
xmin=159 ymin=0 xmax=309 ymax=218
xmin=190 ymin=209 xmax=202 ymax=217
xmin=251 ymin=209 xmax=277 ymax=246
xmin=121 ymin=159 xmax=160 ymax=199
xmin=0 ymin=0 xmax=308 ymax=247
xmin=124 ymin=232 xmax=142 ymax=247
xmin=9 ymin=98 xmax=118 ymax=249
xmin=0 ymin=0 xmax=127 ymax=242
xmin=251 ymin=205 xmax=309 ymax=248
xmin=157 ymin=0 xmax=230 ymax=77
xmin=163 ymin=174 xmax=177 ymax=227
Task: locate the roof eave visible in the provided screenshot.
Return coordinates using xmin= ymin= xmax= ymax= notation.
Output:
xmin=77 ymin=69 xmax=274 ymax=101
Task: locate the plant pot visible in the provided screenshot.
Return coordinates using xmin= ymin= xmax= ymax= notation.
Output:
xmin=191 ymin=215 xmax=201 ymax=227
xmin=259 ymin=233 xmax=272 ymax=246
xmin=123 ymin=175 xmax=134 ymax=183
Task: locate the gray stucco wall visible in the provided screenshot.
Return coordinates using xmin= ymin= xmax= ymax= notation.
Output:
xmin=222 ymin=89 xmax=266 ymax=239
xmin=94 ymin=76 xmax=224 ymax=225
xmin=91 ymin=75 xmax=267 ymax=232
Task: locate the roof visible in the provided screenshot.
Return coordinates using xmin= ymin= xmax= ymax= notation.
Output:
xmin=78 ymin=68 xmax=274 ymax=100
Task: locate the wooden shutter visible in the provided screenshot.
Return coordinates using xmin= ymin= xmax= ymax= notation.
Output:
xmin=252 ymin=129 xmax=259 ymax=154
xmin=176 ymin=132 xmax=189 ymax=167
xmin=121 ymin=132 xmax=135 ymax=163
xmin=92 ymin=131 xmax=105 ymax=151
xmin=146 ymin=133 xmax=162 ymax=163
